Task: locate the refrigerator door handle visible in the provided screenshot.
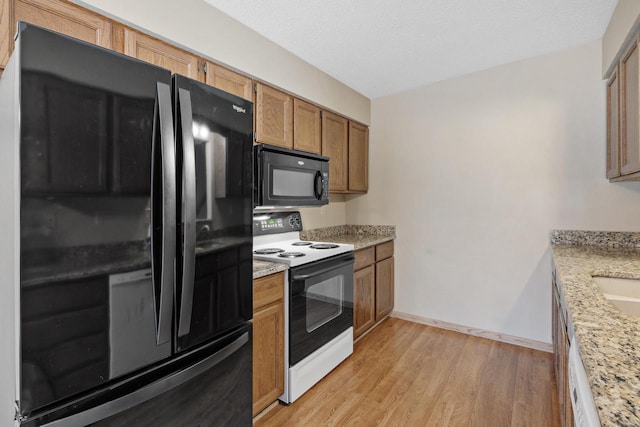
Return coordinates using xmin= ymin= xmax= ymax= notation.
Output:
xmin=151 ymin=82 xmax=176 ymax=346
xmin=177 ymin=88 xmax=196 ymax=338
xmin=41 ymin=332 xmax=250 ymax=427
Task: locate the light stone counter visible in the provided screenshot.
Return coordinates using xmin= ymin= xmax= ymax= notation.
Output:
xmin=301 ymin=225 xmax=396 ymax=250
xmin=550 ymin=230 xmax=640 ymax=427
xmin=252 ymin=259 xmax=287 ymax=279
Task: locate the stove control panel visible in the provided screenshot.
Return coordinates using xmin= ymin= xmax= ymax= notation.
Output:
xmin=253 ymin=211 xmax=302 ymax=235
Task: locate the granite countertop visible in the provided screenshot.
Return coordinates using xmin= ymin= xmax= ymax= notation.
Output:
xmin=253 ymin=260 xmax=287 ymax=279
xmin=550 ymin=230 xmax=640 ymax=427
xmin=300 ymin=225 xmax=396 ymax=250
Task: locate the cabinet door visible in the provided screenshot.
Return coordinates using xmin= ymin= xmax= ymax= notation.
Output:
xmin=375 ymin=257 xmax=394 ymax=321
xmin=205 ymin=62 xmax=252 ymax=101
xmin=322 ymin=111 xmax=349 ymax=192
xmin=607 ymin=67 xmax=620 ymax=179
xmin=293 ymin=98 xmax=321 ymax=154
xmin=354 ymin=265 xmax=375 ymax=339
xmin=621 ymin=37 xmax=640 ymax=176
xmin=1 ymin=0 xmax=112 ymax=71
xmin=349 ymin=121 xmax=369 ymax=192
xmin=252 ymin=301 xmax=284 ymax=416
xmin=124 ymin=29 xmax=199 ymax=79
xmin=255 ymin=83 xmax=293 ymax=149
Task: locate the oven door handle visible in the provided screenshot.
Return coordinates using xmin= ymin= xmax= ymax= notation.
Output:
xmin=290 ymin=256 xmax=354 ymax=281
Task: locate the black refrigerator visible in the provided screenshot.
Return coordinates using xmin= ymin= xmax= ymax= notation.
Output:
xmin=0 ymin=23 xmax=253 ymax=426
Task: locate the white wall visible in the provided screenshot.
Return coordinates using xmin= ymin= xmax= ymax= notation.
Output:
xmin=299 ymin=197 xmax=347 ymax=230
xmin=74 ymin=0 xmax=370 ymax=125
xmin=346 ymin=40 xmax=640 ymax=344
xmin=602 ymin=0 xmax=640 ymax=77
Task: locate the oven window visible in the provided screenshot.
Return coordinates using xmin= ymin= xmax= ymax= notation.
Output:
xmin=305 ymin=276 xmax=344 ymax=333
xmin=273 ymin=169 xmax=314 ymax=197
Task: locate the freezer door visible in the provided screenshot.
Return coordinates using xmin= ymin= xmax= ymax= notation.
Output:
xmin=172 ymin=75 xmax=254 ymax=352
xmin=21 ymin=325 xmax=252 ymax=427
xmin=17 ymin=23 xmax=175 ymax=416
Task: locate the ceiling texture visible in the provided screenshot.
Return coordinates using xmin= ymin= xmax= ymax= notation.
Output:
xmin=203 ymin=0 xmax=618 ymax=99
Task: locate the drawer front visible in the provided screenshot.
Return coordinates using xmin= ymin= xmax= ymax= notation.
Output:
xmin=354 ymin=247 xmax=375 ymax=271
xmin=253 ymin=272 xmax=285 ymax=312
xmin=375 ymin=241 xmax=394 ymax=261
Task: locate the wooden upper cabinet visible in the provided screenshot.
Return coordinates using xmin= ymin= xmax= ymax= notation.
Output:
xmin=205 ymin=62 xmax=252 ymax=101
xmin=293 ymin=98 xmax=321 ymax=154
xmin=1 ymin=0 xmax=112 ymax=70
xmin=620 ymin=36 xmax=640 ymax=176
xmin=607 ymin=66 xmax=620 ymax=179
xmin=255 ymin=83 xmax=293 ymax=149
xmin=349 ymin=121 xmax=369 ymax=192
xmin=322 ymin=111 xmax=348 ymax=192
xmin=124 ymin=29 xmax=199 ymax=80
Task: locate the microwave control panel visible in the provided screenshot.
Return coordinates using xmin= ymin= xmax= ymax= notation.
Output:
xmin=253 ymin=211 xmax=302 ymax=236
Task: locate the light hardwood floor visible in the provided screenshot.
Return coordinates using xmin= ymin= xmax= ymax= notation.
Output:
xmin=254 ymin=317 xmax=560 ymax=426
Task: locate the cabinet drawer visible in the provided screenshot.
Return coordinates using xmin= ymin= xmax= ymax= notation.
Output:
xmin=375 ymin=241 xmax=394 ymax=261
xmin=354 ymin=247 xmax=375 ymax=271
xmin=253 ymin=272 xmax=284 ymax=312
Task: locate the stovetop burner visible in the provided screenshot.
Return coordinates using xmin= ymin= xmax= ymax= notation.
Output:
xmin=309 ymin=243 xmax=340 ymax=249
xmin=254 ymin=248 xmax=285 ymax=255
xmin=291 ymin=241 xmax=312 ymax=246
xmin=278 ymin=252 xmax=306 ymax=258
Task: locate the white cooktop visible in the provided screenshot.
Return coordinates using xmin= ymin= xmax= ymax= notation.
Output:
xmin=253 ymin=232 xmax=353 ymax=267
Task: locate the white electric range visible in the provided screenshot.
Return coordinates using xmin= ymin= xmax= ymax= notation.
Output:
xmin=253 ymin=212 xmax=355 ymax=404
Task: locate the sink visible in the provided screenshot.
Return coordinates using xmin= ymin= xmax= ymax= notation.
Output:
xmin=592 ymin=276 xmax=640 ymax=317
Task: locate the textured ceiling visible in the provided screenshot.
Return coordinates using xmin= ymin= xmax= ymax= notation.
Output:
xmin=203 ymin=0 xmax=618 ymax=99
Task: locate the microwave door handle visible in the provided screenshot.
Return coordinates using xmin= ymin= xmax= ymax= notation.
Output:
xmin=314 ymin=171 xmax=323 ymax=200
xmin=151 ymin=82 xmax=176 ymax=346
xmin=177 ymin=88 xmax=196 ymax=338
xmin=291 ymin=257 xmax=355 ymax=281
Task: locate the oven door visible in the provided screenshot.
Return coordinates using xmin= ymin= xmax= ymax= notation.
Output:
xmin=289 ymin=253 xmax=354 ymax=366
xmin=255 ymin=144 xmax=329 ymax=207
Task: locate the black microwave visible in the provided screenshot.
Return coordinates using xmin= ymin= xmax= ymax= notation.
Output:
xmin=254 ymin=144 xmax=329 ymax=207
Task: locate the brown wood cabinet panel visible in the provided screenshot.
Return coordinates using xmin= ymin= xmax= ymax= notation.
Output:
xmin=354 ymin=265 xmax=375 ymax=339
xmin=124 ymin=28 xmax=199 ymax=79
xmin=293 ymin=98 xmax=321 ymax=154
xmin=321 ymin=111 xmax=349 ymax=192
xmin=255 ymin=83 xmax=293 ymax=149
xmin=354 ymin=247 xmax=375 ymax=271
xmin=348 ymin=121 xmax=369 ymax=192
xmin=621 ymin=36 xmax=640 ymax=176
xmin=252 ymin=273 xmax=285 ymax=417
xmin=552 ymin=269 xmax=573 ymax=427
xmin=205 ymin=62 xmax=252 ymax=101
xmin=1 ymin=0 xmax=112 ymax=71
xmin=253 ymin=272 xmax=284 ymax=311
xmin=0 ymin=0 xmax=11 ymax=72
xmin=252 ymin=301 xmax=284 ymax=416
xmin=375 ymin=257 xmax=394 ymax=321
xmin=375 ymin=240 xmax=394 ymax=262
xmin=607 ymin=67 xmax=620 ymax=179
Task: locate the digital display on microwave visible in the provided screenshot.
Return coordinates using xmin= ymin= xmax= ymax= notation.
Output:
xmin=273 ymin=169 xmax=315 ymax=197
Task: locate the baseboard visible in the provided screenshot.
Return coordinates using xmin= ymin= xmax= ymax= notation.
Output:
xmin=390 ymin=311 xmax=553 ymax=353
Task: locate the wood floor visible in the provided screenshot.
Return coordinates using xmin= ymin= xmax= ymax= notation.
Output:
xmin=254 ymin=317 xmax=560 ymax=427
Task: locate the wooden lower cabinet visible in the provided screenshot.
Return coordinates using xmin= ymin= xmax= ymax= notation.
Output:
xmin=353 ymin=241 xmax=394 ymax=339
xmin=375 ymin=257 xmax=394 ymax=321
xmin=252 ymin=272 xmax=285 ymax=417
xmin=552 ymin=268 xmax=574 ymax=427
xmin=354 ymin=265 xmax=375 ymax=337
